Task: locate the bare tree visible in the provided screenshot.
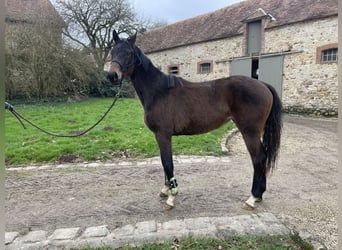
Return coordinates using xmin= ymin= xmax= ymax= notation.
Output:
xmin=146 ymin=19 xmax=169 ymax=30
xmin=56 ymin=0 xmax=145 ymax=70
xmin=5 ymin=12 xmax=101 ymax=100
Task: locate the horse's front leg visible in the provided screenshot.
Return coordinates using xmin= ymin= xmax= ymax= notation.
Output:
xmin=155 ymin=133 xmax=178 ymax=210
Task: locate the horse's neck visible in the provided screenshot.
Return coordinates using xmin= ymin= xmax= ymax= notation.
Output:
xmin=131 ymin=61 xmax=164 ymax=109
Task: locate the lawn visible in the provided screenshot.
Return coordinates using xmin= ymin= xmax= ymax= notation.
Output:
xmin=72 ymin=234 xmax=313 ymax=250
xmin=5 ymin=98 xmax=234 ymax=166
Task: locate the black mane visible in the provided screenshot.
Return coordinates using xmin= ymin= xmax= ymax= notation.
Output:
xmin=133 ymin=46 xmax=183 ymax=90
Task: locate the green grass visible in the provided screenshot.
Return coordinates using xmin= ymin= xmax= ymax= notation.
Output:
xmin=5 ymin=98 xmax=234 ymax=166
xmin=71 ymin=234 xmax=313 ymax=250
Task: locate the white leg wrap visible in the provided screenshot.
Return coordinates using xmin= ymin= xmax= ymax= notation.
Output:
xmin=161 ymin=177 xmax=178 ymax=208
xmin=245 ymin=195 xmax=261 ymax=208
xmin=166 ymin=193 xmax=176 ymax=207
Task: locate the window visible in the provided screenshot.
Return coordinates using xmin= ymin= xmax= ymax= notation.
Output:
xmin=197 ymin=60 xmax=213 ymax=74
xmin=200 ymin=63 xmax=211 ymax=73
xmin=168 ymin=65 xmax=179 ymax=75
xmin=322 ymin=48 xmax=338 ymax=63
xmin=316 ymin=43 xmax=338 ymax=64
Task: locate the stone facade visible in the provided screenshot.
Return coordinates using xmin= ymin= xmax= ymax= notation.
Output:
xmin=148 ymin=36 xmax=241 ymax=82
xmin=141 ymin=16 xmax=338 ymax=117
xmin=268 ymin=17 xmax=338 ymax=116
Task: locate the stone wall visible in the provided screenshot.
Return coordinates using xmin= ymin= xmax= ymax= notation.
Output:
xmin=144 ymin=16 xmax=338 ymax=117
xmin=265 ymin=16 xmax=338 ymax=116
xmin=148 ymin=36 xmax=242 ymax=82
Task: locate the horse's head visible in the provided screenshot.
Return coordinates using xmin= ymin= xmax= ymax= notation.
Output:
xmin=107 ymin=30 xmax=137 ymax=85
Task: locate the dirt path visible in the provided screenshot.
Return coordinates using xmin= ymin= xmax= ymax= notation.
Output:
xmin=5 ymin=115 xmax=338 ymax=249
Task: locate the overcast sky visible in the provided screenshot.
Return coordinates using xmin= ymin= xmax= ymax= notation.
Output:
xmin=130 ymin=0 xmax=244 ymax=24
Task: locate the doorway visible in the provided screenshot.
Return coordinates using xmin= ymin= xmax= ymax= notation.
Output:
xmin=251 ymin=59 xmax=259 ymax=79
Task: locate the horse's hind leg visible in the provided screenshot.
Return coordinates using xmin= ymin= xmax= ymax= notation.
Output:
xmin=155 ymin=133 xmax=178 ymax=209
xmin=240 ymin=131 xmax=267 ymax=210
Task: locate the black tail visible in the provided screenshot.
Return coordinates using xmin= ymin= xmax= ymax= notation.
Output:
xmin=263 ymin=83 xmax=282 ymax=173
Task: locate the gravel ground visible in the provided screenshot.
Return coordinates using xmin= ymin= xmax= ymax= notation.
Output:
xmin=227 ymin=115 xmax=337 ymax=249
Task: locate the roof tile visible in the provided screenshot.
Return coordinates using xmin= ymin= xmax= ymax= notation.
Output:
xmin=137 ymin=0 xmax=337 ymax=53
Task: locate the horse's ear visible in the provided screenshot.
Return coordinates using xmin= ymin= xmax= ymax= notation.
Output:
xmin=112 ymin=29 xmax=120 ymax=43
xmin=127 ymin=32 xmax=137 ymax=45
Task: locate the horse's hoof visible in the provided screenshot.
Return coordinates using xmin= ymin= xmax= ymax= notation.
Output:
xmin=241 ymin=202 xmax=255 ymax=211
xmin=163 ymin=204 xmax=174 ymax=210
xmin=243 ymin=195 xmax=261 ymax=210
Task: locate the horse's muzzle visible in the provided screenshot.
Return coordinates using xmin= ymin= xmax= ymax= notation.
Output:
xmin=107 ymin=62 xmax=123 ymax=85
xmin=107 ymin=71 xmax=120 ymax=85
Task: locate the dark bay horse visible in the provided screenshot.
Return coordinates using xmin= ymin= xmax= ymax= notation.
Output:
xmin=107 ymin=30 xmax=282 ymax=210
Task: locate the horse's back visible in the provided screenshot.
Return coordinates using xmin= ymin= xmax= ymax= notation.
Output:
xmin=180 ymin=75 xmax=271 ymax=97
xmin=171 ymin=75 xmax=273 ymax=117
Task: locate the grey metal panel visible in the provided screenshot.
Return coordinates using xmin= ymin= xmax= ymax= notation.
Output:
xmin=231 ymin=58 xmax=252 ymax=77
xmin=259 ymin=55 xmax=283 ymax=97
xmin=248 ymin=21 xmax=261 ymax=54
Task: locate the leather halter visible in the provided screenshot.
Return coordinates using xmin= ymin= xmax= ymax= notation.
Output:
xmin=111 ymin=41 xmax=141 ymax=73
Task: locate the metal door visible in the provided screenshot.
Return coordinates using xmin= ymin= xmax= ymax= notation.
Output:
xmin=259 ymin=55 xmax=283 ymax=97
xmin=231 ymin=58 xmax=251 ymax=77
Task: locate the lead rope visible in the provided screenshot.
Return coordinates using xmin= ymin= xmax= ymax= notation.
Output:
xmin=5 ymin=86 xmax=122 ymax=138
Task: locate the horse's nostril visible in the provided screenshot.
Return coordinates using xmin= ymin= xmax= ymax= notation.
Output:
xmin=107 ymin=72 xmax=118 ymax=83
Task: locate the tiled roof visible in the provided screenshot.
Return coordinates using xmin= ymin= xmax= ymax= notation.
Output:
xmin=137 ymin=0 xmax=338 ymax=53
xmin=5 ymin=0 xmax=64 ymax=25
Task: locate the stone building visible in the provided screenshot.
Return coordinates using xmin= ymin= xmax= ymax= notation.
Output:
xmin=137 ymin=0 xmax=338 ymax=116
